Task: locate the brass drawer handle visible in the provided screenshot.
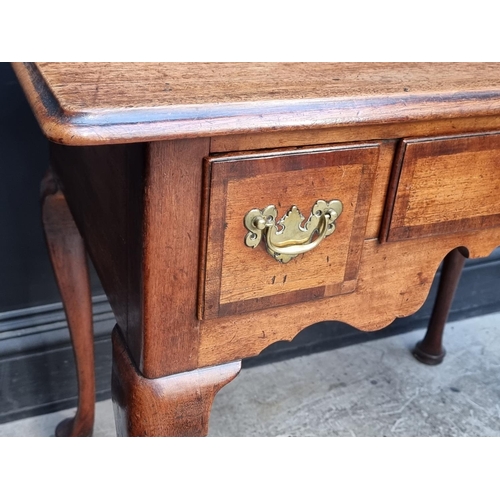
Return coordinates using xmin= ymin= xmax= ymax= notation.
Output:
xmin=244 ymin=199 xmax=343 ymax=263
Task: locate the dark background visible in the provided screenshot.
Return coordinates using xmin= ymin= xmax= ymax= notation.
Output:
xmin=1 ymin=62 xmax=499 ymax=424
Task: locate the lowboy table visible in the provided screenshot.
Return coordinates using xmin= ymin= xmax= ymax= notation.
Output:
xmin=13 ymin=63 xmax=500 ymax=436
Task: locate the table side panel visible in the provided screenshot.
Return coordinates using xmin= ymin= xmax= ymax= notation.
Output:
xmin=198 ymin=227 xmax=500 ymax=367
xmin=49 ymin=143 xmax=146 ymax=366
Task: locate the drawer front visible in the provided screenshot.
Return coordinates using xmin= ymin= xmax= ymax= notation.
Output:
xmin=384 ymin=132 xmax=500 ymax=242
xmin=199 ymin=143 xmax=380 ymax=319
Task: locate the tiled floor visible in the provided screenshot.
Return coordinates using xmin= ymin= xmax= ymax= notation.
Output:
xmin=1 ymin=312 xmax=500 ymax=436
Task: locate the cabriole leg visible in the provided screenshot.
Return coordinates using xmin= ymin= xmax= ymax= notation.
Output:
xmin=41 ymin=169 xmax=95 ymax=437
xmin=413 ymin=247 xmax=467 ymax=365
xmin=111 ymin=327 xmax=241 ymax=437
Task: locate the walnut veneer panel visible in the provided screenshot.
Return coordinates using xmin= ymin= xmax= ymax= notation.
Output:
xmin=385 ymin=132 xmax=500 ymax=241
xmin=200 ymin=143 xmax=380 ymax=319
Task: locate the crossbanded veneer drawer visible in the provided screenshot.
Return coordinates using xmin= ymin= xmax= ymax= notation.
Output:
xmin=199 ymin=143 xmax=380 ymax=319
xmin=384 ymin=132 xmax=500 ymax=242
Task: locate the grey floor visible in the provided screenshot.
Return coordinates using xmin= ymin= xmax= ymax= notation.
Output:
xmin=1 ymin=311 xmax=499 ymax=437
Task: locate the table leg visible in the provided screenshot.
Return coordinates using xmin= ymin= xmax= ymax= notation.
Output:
xmin=413 ymin=247 xmax=467 ymax=365
xmin=111 ymin=327 xmax=241 ymax=436
xmin=41 ymin=169 xmax=95 ymax=437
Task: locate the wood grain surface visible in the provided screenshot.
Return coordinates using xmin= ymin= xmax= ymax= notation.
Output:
xmin=386 ymin=132 xmax=500 ymax=241
xmin=198 ymin=227 xmax=500 ymax=367
xmin=201 ymin=143 xmax=380 ymax=319
xmin=50 ymin=143 xmax=146 ymax=367
xmin=12 ymin=63 xmax=500 ymax=145
xmin=210 ymin=117 xmax=500 ymax=153
xmin=141 ymin=139 xmax=209 ymax=378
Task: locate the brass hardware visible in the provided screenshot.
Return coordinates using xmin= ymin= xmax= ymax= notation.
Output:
xmin=244 ymin=199 xmax=343 ymax=263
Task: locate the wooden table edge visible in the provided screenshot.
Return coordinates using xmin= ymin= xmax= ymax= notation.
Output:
xmin=11 ymin=62 xmax=500 ymax=146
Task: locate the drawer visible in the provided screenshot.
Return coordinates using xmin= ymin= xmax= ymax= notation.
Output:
xmin=199 ymin=143 xmax=380 ymax=319
xmin=383 ymin=132 xmax=500 ymax=242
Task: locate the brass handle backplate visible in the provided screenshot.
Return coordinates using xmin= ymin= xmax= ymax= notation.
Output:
xmin=244 ymin=199 xmax=343 ymax=263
